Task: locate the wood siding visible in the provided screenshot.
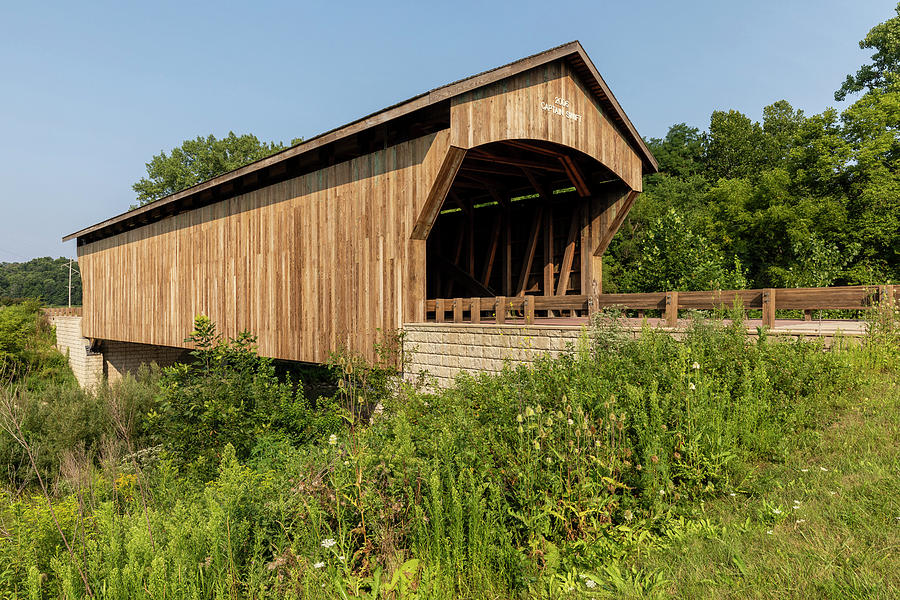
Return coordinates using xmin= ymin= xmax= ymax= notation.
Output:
xmin=450 ymin=61 xmax=643 ymax=192
xmin=79 ymin=131 xmax=451 ymax=363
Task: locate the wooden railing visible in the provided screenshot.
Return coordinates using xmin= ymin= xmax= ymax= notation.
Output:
xmin=425 ymin=285 xmax=898 ymax=327
xmin=42 ymin=307 xmax=83 ymax=317
xmin=426 ymin=295 xmax=589 ymax=324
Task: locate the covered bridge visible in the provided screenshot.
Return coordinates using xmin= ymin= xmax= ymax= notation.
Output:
xmin=64 ymin=41 xmax=657 ymax=369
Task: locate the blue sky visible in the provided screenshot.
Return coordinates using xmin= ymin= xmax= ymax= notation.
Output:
xmin=0 ymin=0 xmax=893 ymax=260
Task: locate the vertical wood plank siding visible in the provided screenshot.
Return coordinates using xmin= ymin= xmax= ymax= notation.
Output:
xmin=449 ymin=62 xmax=643 ymax=192
xmin=79 ymin=131 xmax=450 ymax=363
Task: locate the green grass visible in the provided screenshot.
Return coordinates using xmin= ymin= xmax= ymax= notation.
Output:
xmin=630 ymin=375 xmax=900 ymax=599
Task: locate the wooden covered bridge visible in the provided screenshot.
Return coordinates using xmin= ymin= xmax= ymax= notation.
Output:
xmin=63 ymin=41 xmax=659 ymax=375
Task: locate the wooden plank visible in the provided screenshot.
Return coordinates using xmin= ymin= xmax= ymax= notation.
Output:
xmin=524 ymin=295 xmax=535 ymax=324
xmin=435 ymin=298 xmax=446 ymax=323
xmin=495 ymin=296 xmax=506 ymax=324
xmin=665 ymin=291 xmax=679 ymax=327
xmin=594 ymin=189 xmax=638 ymax=257
xmin=471 ymin=296 xmax=481 ymax=323
xmin=453 ymin=298 xmax=464 ymax=323
xmin=762 ymin=289 xmax=776 ymax=328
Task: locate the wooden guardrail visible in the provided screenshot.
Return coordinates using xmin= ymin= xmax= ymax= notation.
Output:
xmin=42 ymin=307 xmax=83 ymax=317
xmin=425 ymin=285 xmax=897 ymax=327
xmin=425 ymin=295 xmax=589 ymax=324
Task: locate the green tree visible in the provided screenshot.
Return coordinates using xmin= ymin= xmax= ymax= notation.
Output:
xmin=835 ymin=3 xmax=900 ymax=100
xmin=132 ymin=132 xmax=301 ymax=207
xmin=0 ymin=258 xmax=81 ymax=306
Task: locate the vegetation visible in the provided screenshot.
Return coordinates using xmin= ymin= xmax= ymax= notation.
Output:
xmin=132 ymin=132 xmax=303 ymax=207
xmin=605 ymin=4 xmax=900 ymax=292
xmin=0 ymin=298 xmax=896 ymax=598
xmin=0 ymin=258 xmax=81 ymax=307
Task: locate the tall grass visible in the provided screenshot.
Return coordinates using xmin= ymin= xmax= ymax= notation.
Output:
xmin=0 ymin=310 xmax=895 ymax=599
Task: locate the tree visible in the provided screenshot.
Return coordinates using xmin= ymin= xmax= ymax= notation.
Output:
xmin=835 ymin=3 xmax=900 ymax=100
xmin=0 ymin=258 xmax=81 ymax=306
xmin=132 ymin=132 xmax=301 ymax=207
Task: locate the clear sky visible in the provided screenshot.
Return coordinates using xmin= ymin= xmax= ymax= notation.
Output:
xmin=0 ymin=0 xmax=893 ymax=261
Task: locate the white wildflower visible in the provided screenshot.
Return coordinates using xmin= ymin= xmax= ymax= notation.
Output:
xmin=567 ymin=418 xmax=574 ymax=426
xmin=313 ymin=561 xmax=325 ymax=569
xmin=772 ymin=508 xmax=782 ymax=515
xmin=729 ymin=492 xmax=737 ymax=497
xmin=321 ymin=538 xmax=336 ymax=549
xmin=796 ymin=519 xmax=806 ymax=524
xmin=766 ymin=529 xmax=773 ymax=535
xmin=339 ymin=555 xmax=346 ymax=562
xmin=801 ymin=468 xmax=809 ymax=472
xmin=692 ymin=361 xmax=700 ymax=370
xmin=585 ymin=579 xmax=597 ymax=589
xmin=820 ymin=466 xmax=829 ymax=472
xmin=343 ymin=460 xmax=350 ymax=467
xmin=689 ymin=383 xmax=696 ymax=391
xmin=328 ymin=434 xmax=337 ymax=446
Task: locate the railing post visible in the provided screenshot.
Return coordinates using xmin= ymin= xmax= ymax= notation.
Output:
xmin=435 ymin=299 xmax=445 ymax=323
xmin=880 ymin=285 xmax=895 ymax=309
xmin=495 ymin=296 xmax=506 ymax=324
xmin=453 ymin=298 xmax=463 ymax=323
xmin=803 ymin=309 xmax=812 ymax=321
xmin=762 ymin=288 xmax=776 ymax=328
xmin=665 ymin=291 xmax=679 ymax=327
xmin=524 ymin=295 xmax=535 ymax=324
xmin=471 ymin=297 xmax=481 ymax=324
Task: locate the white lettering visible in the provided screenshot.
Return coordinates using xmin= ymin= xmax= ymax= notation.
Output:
xmin=539 ymin=97 xmax=581 ymax=122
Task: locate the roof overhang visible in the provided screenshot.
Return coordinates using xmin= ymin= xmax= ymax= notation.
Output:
xmin=64 ymin=41 xmax=657 ymax=243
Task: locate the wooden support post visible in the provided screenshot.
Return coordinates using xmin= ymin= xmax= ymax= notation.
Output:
xmin=524 ymin=295 xmax=535 ymax=324
xmin=517 ymin=206 xmax=543 ymax=296
xmin=803 ymin=309 xmax=812 ymax=321
xmin=495 ymin=296 xmax=506 ymax=324
xmin=471 ymin=297 xmax=481 ymax=324
xmin=555 ymin=210 xmax=579 ymax=295
xmin=467 ymin=200 xmax=475 ymax=277
xmin=435 ymin=298 xmax=445 ymax=323
xmin=543 ymin=204 xmax=554 ymax=299
xmin=453 ymin=298 xmax=463 ymax=323
xmin=502 ymin=205 xmax=512 ymax=296
xmin=665 ymin=291 xmax=679 ymax=327
xmin=762 ymin=288 xmax=776 ymax=328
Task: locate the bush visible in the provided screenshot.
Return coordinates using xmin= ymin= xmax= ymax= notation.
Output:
xmin=151 ymin=316 xmax=341 ymax=477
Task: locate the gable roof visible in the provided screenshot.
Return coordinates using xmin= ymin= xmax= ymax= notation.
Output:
xmin=64 ymin=41 xmax=657 ymax=243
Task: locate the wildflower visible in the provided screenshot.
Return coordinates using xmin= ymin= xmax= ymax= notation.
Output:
xmin=820 ymin=466 xmax=829 ymax=472
xmin=533 ymin=439 xmax=540 ymax=450
xmin=535 ymin=404 xmax=543 ymax=414
xmin=650 ymin=455 xmax=659 ymax=464
xmin=624 ymin=509 xmax=633 ymax=521
xmin=546 ymin=457 xmax=553 ymax=465
xmin=313 ymin=561 xmax=325 ymax=569
xmin=692 ymin=361 xmax=700 ymax=370
xmin=689 ymin=382 xmax=696 ymax=391
xmin=796 ymin=519 xmax=806 ymax=524
xmin=636 ymin=464 xmax=642 ymax=471
xmin=339 ymin=556 xmax=346 ymax=562
xmin=595 ymin=440 xmax=602 ymax=448
xmin=772 ymin=508 xmax=782 ymax=515
xmin=516 ymin=413 xmax=523 ymax=423
xmin=567 ymin=418 xmax=574 ymax=426
xmin=517 ymin=425 xmax=524 ymax=435
xmin=801 ymin=468 xmax=809 ymax=472
xmin=674 ymin=451 xmax=681 ymax=460
xmin=766 ymin=530 xmax=773 ymax=535
xmin=585 ymin=579 xmax=597 ymax=589
xmin=321 ymin=538 xmax=336 ymax=549
xmin=525 ymin=406 xmax=535 ymax=418
xmin=659 ymin=489 xmax=666 ymax=496
xmin=328 ymin=434 xmax=337 ymax=446
xmin=729 ymin=492 xmax=737 ymax=497
xmin=343 ymin=460 xmax=350 ymax=466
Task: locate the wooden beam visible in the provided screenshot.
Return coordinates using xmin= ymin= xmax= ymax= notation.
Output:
xmin=468 ymin=151 xmax=565 ymax=173
xmin=665 ymin=292 xmax=679 ymax=327
xmin=543 ymin=202 xmax=554 ymax=297
xmin=556 ymin=209 xmax=580 ymax=295
xmin=437 ymin=255 xmax=494 ymax=297
xmin=471 ymin=297 xmax=481 ymax=324
xmin=495 ymin=297 xmax=506 ymax=324
xmin=559 ymin=155 xmax=591 ymax=197
xmin=502 ymin=140 xmax=566 ymax=158
xmin=594 ymin=190 xmax=638 ymax=257
xmin=411 ymin=146 xmax=466 ymax=240
xmin=516 ymin=206 xmax=543 ymax=296
xmin=502 ymin=204 xmax=512 ymax=296
xmin=481 ymin=214 xmax=502 ymax=286
xmin=467 ymin=199 xmax=475 ymax=277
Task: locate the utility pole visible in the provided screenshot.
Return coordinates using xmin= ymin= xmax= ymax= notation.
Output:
xmin=67 ymin=259 xmax=76 ymax=308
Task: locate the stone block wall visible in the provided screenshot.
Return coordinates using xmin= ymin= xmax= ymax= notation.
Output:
xmin=402 ymin=323 xmax=590 ymax=388
xmin=49 ymin=315 xmax=104 ymax=388
xmin=103 ymin=340 xmax=189 ymax=383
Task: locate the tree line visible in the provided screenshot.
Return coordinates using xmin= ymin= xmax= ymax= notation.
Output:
xmin=0 ymin=257 xmax=81 ymax=306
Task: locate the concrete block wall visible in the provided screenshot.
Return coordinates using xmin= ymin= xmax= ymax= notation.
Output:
xmin=103 ymin=340 xmax=189 ymax=383
xmin=402 ymin=323 xmax=590 ymax=388
xmin=49 ymin=315 xmax=104 ymax=388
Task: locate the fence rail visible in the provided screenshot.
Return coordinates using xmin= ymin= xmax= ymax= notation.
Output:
xmin=42 ymin=307 xmax=83 ymax=317
xmin=424 ymin=285 xmax=897 ymax=327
